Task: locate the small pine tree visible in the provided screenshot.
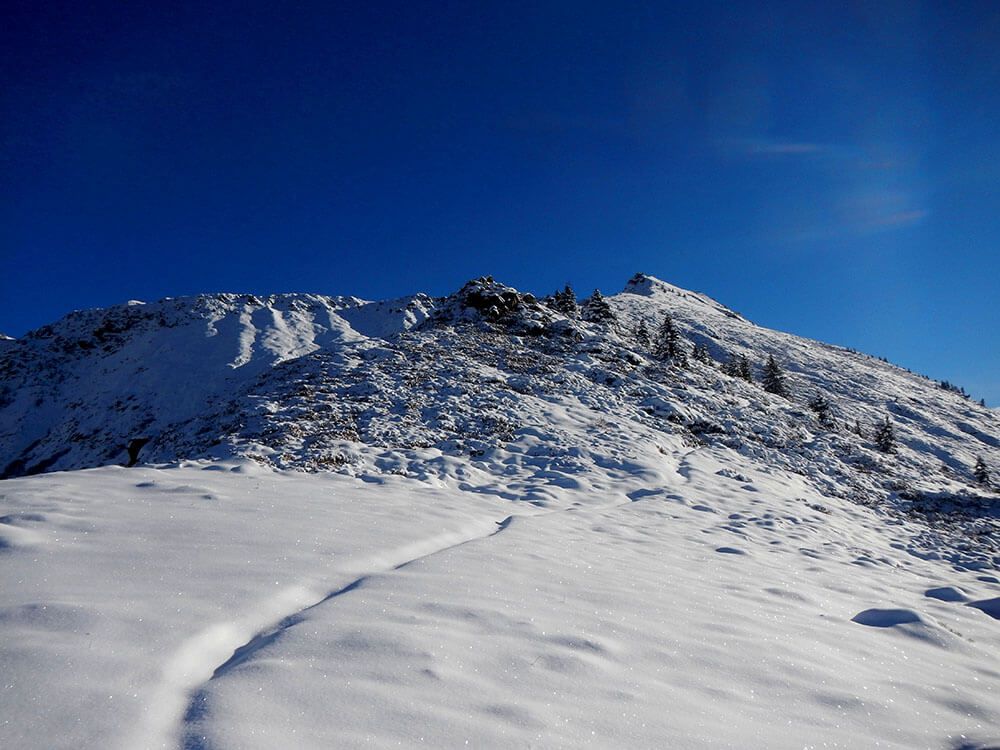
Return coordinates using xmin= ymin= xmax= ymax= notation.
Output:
xmin=973 ymin=455 xmax=991 ymax=487
xmin=722 ymin=353 xmax=753 ymax=382
xmin=549 ymin=284 xmax=578 ymax=317
xmin=692 ymin=343 xmax=712 ymax=365
xmin=762 ymin=355 xmax=789 ymax=397
xmin=874 ymin=416 xmax=896 ymax=453
xmin=562 ymin=284 xmax=579 ymax=317
xmin=853 ymin=418 xmax=865 ymax=438
xmin=808 ymin=393 xmax=834 ymax=428
xmin=654 ymin=313 xmax=687 ymax=367
xmin=676 ymin=343 xmax=689 ymax=368
xmin=634 ymin=320 xmax=652 ymax=350
xmin=581 ymin=289 xmax=615 ymax=325
xmin=737 ymin=354 xmax=752 ymax=382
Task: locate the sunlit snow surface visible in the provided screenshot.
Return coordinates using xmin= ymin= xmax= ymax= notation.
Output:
xmin=2 ymin=453 xmax=997 ymax=749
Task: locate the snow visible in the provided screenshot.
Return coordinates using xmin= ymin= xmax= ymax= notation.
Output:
xmin=0 ymin=463 xmax=511 ymax=749
xmin=2 ymin=452 xmax=997 ymax=749
xmin=1 ymin=274 xmax=998 ymax=747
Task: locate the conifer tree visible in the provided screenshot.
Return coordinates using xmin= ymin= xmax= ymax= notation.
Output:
xmin=722 ymin=353 xmax=753 ymax=382
xmin=549 ymin=284 xmax=578 ymax=317
xmin=692 ymin=343 xmax=712 ymax=365
xmin=762 ymin=355 xmax=789 ymax=397
xmin=562 ymin=284 xmax=579 ymax=317
xmin=634 ymin=320 xmax=652 ymax=350
xmin=874 ymin=416 xmax=896 ymax=453
xmin=654 ymin=313 xmax=687 ymax=367
xmin=581 ymin=289 xmax=615 ymax=325
xmin=853 ymin=418 xmax=865 ymax=438
xmin=973 ymin=455 xmax=991 ymax=487
xmin=737 ymin=354 xmax=752 ymax=382
xmin=808 ymin=393 xmax=834 ymax=428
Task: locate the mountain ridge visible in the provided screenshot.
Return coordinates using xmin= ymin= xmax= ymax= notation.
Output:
xmin=2 ymin=273 xmax=997 ymax=568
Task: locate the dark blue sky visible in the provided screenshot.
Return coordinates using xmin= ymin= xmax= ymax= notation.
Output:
xmin=3 ymin=1 xmax=998 ymax=403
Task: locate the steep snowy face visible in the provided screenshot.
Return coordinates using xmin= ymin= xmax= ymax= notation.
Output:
xmin=336 ymin=293 xmax=436 ymax=338
xmin=1 ymin=274 xmax=997 ymax=560
xmin=0 ymin=292 xmax=431 ymax=477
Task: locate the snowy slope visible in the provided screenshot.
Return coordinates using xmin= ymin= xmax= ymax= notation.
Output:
xmin=1 ymin=274 xmax=999 ymax=748
xmin=0 ymin=292 xmax=433 ymax=476
xmin=1 ymin=455 xmax=998 ymax=749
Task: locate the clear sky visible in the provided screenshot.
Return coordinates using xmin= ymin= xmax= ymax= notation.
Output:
xmin=2 ymin=1 xmax=998 ymax=403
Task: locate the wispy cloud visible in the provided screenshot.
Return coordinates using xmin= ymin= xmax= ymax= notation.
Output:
xmin=751 ymin=141 xmax=825 ymax=155
xmin=719 ymin=134 xmax=928 ymax=245
xmin=717 ymin=137 xmax=835 ymax=158
xmin=770 ymin=191 xmax=928 ymax=246
xmin=842 ymin=189 xmax=927 ymax=234
xmin=866 ymin=209 xmax=927 ymax=229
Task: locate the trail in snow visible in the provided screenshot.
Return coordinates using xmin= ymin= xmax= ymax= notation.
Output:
xmin=179 ymin=516 xmax=516 ymax=750
xmin=175 ymin=455 xmax=700 ymax=749
xmin=125 ymin=516 xmax=520 ymax=750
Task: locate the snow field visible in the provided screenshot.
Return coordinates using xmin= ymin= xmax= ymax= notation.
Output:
xmin=2 ymin=449 xmax=997 ymax=749
xmin=0 ymin=463 xmax=512 ymax=749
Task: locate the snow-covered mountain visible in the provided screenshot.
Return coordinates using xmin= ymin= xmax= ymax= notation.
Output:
xmin=2 ymin=275 xmax=999 ymax=749
xmin=3 ymin=275 xmax=997 ymax=519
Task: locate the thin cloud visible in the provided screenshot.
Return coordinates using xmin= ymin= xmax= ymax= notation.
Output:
xmin=766 ymin=191 xmax=927 ymax=247
xmin=844 ymin=189 xmax=927 ymax=234
xmin=718 ymin=137 xmax=834 ymax=158
xmin=748 ymin=140 xmax=826 ymax=155
xmin=867 ymin=209 xmax=927 ymax=229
